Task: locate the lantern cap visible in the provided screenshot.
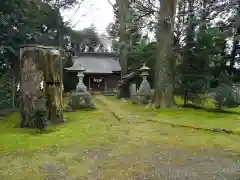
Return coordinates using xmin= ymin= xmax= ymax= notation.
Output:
xmin=65 ymin=62 xmax=86 ymax=72
xmin=139 ymin=63 xmax=150 ymax=71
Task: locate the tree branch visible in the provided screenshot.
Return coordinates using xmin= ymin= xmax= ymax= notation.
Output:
xmin=68 ymin=0 xmax=84 ymax=22
xmin=107 ymin=0 xmax=117 ymax=11
xmin=133 ymin=11 xmax=155 ymax=23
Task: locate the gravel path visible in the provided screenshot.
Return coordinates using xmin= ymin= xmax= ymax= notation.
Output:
xmin=35 ymin=144 xmax=240 ymax=180
xmin=1 ymin=131 xmax=239 ymax=180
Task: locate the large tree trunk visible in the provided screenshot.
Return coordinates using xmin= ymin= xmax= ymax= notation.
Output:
xmin=182 ymin=0 xmax=195 ymax=105
xmin=119 ymin=0 xmax=129 ymax=76
xmin=229 ymin=3 xmax=240 ymax=74
xmin=19 ymin=46 xmax=45 ymax=128
xmin=19 ymin=45 xmax=64 ymax=128
xmin=44 ymin=48 xmax=64 ymax=124
xmin=154 ymin=0 xmax=177 ymax=108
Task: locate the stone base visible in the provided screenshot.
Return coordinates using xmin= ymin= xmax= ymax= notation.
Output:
xmin=137 ymin=95 xmax=151 ymax=105
xmin=68 ymin=91 xmax=96 ymax=110
xmin=131 ymin=93 xmax=152 ymax=105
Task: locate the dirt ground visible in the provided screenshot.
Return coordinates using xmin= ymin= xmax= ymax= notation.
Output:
xmin=1 ymin=141 xmax=239 ymax=180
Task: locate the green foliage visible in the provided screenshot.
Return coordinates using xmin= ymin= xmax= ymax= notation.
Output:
xmin=176 ymin=74 xmax=211 ymax=105
xmin=214 ymin=71 xmax=239 ymax=110
xmin=44 ymin=0 xmax=77 ymax=9
xmin=0 ymin=0 xmax=79 ymax=73
xmin=177 ymin=25 xmax=228 ymax=106
xmin=128 ymin=41 xmax=157 ymax=86
xmin=67 ymin=26 xmax=102 ymax=52
xmin=0 ymin=73 xmax=19 ymax=109
xmin=0 ymin=0 xmax=63 ymax=73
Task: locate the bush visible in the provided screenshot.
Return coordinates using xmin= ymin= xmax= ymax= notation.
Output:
xmin=213 ymin=71 xmax=239 ymax=110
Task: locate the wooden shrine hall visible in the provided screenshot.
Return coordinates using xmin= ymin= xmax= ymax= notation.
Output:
xmin=64 ymin=52 xmax=121 ymax=93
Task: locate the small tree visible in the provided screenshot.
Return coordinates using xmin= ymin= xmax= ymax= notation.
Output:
xmin=176 ymin=73 xmax=211 ymax=106
xmin=214 ymin=71 xmax=239 ymax=111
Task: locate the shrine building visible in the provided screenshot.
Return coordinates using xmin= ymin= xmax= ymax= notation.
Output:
xmin=64 ymin=52 xmax=121 ymax=93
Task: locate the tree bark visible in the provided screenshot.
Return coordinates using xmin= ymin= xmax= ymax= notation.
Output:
xmin=11 ymin=76 xmax=16 ymax=108
xmin=44 ymin=49 xmax=64 ymax=124
xmin=182 ymin=0 xmax=195 ymax=105
xmin=119 ymin=0 xmax=130 ymax=76
xmin=230 ymin=29 xmax=240 ymax=74
xmin=19 ymin=46 xmax=45 ymax=128
xmin=19 ymin=45 xmax=64 ymax=128
xmin=154 ymin=0 xmax=177 ymax=108
xmin=228 ymin=3 xmax=240 ymax=74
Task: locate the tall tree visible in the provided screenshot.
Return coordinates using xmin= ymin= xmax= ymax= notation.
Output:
xmin=153 ymin=0 xmax=177 ymax=108
xmin=119 ymin=0 xmax=130 ymax=76
xmin=229 ymin=3 xmax=240 ymax=74
xmin=67 ymin=27 xmax=102 ymax=52
xmin=107 ymin=0 xmax=145 ymax=71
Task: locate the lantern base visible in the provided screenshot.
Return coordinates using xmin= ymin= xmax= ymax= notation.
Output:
xmin=68 ymin=91 xmax=96 ymax=110
xmin=76 ymin=83 xmax=87 ymax=92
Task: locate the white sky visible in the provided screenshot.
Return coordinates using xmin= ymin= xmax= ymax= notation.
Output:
xmin=61 ymin=0 xmax=114 ymax=34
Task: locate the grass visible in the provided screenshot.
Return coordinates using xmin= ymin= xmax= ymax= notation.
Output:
xmin=0 ymin=95 xmax=240 ymax=179
xmin=1 ymin=95 xmax=239 ymax=153
xmin=107 ymin=96 xmax=240 ymax=134
xmin=0 ymin=109 xmax=121 ymax=153
xmin=94 ymin=95 xmax=240 ymax=152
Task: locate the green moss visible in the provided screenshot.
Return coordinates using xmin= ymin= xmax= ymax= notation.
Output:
xmin=96 ymin=96 xmax=240 ymax=151
xmin=0 ymin=109 xmax=122 ymax=153
xmin=106 ymin=96 xmax=240 ymax=134
xmin=0 ymin=96 xmax=240 ymax=179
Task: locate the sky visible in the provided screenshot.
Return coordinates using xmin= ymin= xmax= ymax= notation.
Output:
xmin=61 ymin=0 xmax=114 ymax=34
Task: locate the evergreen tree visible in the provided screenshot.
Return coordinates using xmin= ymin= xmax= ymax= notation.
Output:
xmin=214 ymin=71 xmax=239 ymax=110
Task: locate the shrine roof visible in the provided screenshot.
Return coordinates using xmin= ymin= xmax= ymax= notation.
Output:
xmin=70 ymin=52 xmax=121 ymax=74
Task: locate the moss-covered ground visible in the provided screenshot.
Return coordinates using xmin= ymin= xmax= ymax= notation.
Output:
xmin=0 ymin=95 xmax=239 ymax=179
xmin=107 ymin=96 xmax=240 ymax=134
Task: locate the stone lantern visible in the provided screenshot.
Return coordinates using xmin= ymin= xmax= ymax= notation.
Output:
xmin=139 ymin=63 xmax=151 ymax=92
xmin=65 ymin=61 xmax=87 ymax=92
xmin=140 ymin=63 xmax=150 ymax=78
xmin=65 ymin=62 xmax=95 ymax=110
xmin=138 ymin=63 xmax=151 ymax=104
xmin=74 ymin=62 xmax=87 ymax=92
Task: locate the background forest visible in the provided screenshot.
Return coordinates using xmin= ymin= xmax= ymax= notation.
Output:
xmin=0 ymin=1 xmax=240 ymax=179
xmin=0 ymin=0 xmax=240 ymax=110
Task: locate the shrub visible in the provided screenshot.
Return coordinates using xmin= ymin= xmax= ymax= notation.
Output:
xmin=213 ymin=71 xmax=239 ymax=110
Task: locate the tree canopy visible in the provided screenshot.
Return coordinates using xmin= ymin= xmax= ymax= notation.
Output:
xmin=0 ymin=0 xmax=102 ymax=75
xmin=107 ymin=0 xmax=240 ymax=109
xmin=1 ymin=0 xmax=240 ymax=109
